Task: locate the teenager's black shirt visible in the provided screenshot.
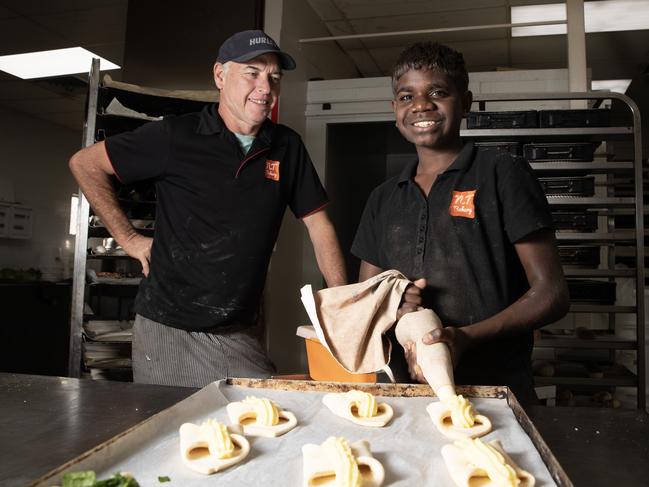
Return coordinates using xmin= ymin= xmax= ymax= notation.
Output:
xmin=352 ymin=142 xmax=553 ymax=395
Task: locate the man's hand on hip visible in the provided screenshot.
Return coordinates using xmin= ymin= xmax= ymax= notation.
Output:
xmin=121 ymin=234 xmax=153 ymax=277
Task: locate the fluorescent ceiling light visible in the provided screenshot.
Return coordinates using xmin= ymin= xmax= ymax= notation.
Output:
xmin=512 ymin=0 xmax=649 ymax=37
xmin=512 ymin=3 xmax=567 ymax=37
xmin=69 ymin=194 xmax=79 ymax=236
xmin=591 ymin=79 xmax=632 ymax=93
xmin=0 ymin=47 xmax=119 ymax=79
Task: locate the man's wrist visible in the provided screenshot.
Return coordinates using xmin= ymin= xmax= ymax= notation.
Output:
xmin=117 ymin=228 xmax=140 ymax=248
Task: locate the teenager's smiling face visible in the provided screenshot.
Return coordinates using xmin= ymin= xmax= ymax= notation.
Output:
xmin=392 ymin=68 xmax=471 ymax=151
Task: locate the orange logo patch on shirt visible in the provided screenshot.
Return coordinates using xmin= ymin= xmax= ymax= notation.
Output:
xmin=449 ymin=190 xmax=477 ymax=218
xmin=265 ymin=159 xmax=280 ymax=181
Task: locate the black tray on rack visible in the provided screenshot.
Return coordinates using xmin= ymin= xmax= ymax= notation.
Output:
xmin=538 ymin=109 xmax=611 ymax=128
xmin=474 ymin=141 xmax=523 ymax=156
xmin=552 ymin=212 xmax=598 ymax=232
xmin=567 ymin=279 xmax=616 ymax=304
xmin=539 ymin=176 xmax=595 ymax=196
xmin=468 ymin=110 xmax=538 ymax=129
xmin=558 ymin=246 xmax=600 ymax=267
xmin=523 ymin=142 xmax=597 ymax=162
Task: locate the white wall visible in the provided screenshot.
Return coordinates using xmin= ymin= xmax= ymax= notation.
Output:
xmin=264 ymin=0 xmax=358 ymax=373
xmin=0 ymin=105 xmax=79 ymax=274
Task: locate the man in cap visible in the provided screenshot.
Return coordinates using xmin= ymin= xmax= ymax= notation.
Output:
xmin=69 ymin=30 xmax=347 ymax=387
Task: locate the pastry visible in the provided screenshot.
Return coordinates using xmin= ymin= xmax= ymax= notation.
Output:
xmin=302 ymin=436 xmax=384 ymax=487
xmin=226 ymin=396 xmax=297 ymax=437
xmin=426 ymin=394 xmax=492 ymax=440
xmin=322 ymin=390 xmax=393 ymax=427
xmin=441 ymin=438 xmax=535 ymax=487
xmin=179 ymin=419 xmax=250 ymax=474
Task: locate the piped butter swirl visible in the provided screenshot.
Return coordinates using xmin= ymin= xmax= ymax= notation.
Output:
xmin=243 ymin=396 xmax=280 ymax=426
xmin=200 ymin=419 xmax=235 ymax=459
xmin=456 ymin=438 xmax=519 ymax=486
xmin=447 ymin=394 xmax=477 ymax=428
xmin=322 ymin=437 xmax=361 ymax=487
xmin=348 ymin=390 xmax=378 ymax=418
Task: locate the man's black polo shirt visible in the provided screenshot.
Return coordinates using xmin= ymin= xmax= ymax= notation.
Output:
xmin=105 ymin=104 xmax=328 ymax=331
xmin=352 ymin=142 xmax=553 ymax=394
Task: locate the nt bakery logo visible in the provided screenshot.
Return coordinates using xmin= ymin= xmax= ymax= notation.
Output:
xmin=265 ymin=159 xmax=280 ymax=181
xmin=449 ymin=190 xmax=476 ymax=218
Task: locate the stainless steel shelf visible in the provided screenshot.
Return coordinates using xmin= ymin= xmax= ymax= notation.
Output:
xmin=535 ymin=335 xmax=637 ymax=350
xmin=86 ymin=254 xmax=135 ymax=260
xmin=569 ymin=304 xmax=636 ymax=313
xmin=465 ymin=91 xmax=645 ymax=409
xmin=556 ymin=232 xmax=637 ymax=243
xmin=534 ymin=373 xmax=637 ymax=387
xmin=562 ymin=268 xmax=636 ymax=278
xmin=615 ymin=247 xmax=648 ymax=257
xmin=531 ymin=161 xmax=633 ymax=172
xmin=88 ymin=226 xmax=154 ymax=238
xmin=547 ymin=196 xmax=636 ymax=208
xmin=594 ymin=207 xmax=649 ymax=215
xmin=462 ymin=126 xmax=632 ymax=138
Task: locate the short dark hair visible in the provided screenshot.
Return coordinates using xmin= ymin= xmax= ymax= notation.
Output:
xmin=392 ymin=42 xmax=469 ymax=94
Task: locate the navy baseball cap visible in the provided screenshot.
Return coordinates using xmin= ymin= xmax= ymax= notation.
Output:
xmin=217 ymin=30 xmax=296 ymax=71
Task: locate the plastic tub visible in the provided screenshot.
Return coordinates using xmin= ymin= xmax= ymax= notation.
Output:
xmin=296 ymin=325 xmax=376 ymax=383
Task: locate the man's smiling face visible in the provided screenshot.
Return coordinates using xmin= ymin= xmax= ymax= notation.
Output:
xmin=392 ymin=68 xmax=471 ymax=151
xmin=214 ymin=53 xmax=282 ymax=135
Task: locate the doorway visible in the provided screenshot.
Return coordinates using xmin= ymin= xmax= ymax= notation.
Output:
xmin=325 ymin=121 xmax=416 ymax=281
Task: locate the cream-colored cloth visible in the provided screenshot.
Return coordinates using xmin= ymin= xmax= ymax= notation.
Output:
xmin=301 ymin=270 xmax=411 ymax=375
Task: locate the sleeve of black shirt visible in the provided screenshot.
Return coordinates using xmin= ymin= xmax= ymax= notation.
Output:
xmin=351 ymin=188 xmax=383 ymax=268
xmin=498 ymin=155 xmax=554 ymax=243
xmin=104 ymin=118 xmax=171 ymax=185
xmin=285 ymin=137 xmax=329 ymax=218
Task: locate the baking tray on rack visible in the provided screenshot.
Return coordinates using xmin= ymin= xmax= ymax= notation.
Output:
xmin=31 ymin=379 xmax=572 ymax=487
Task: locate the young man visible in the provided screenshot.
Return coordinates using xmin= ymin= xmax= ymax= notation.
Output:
xmin=69 ymin=30 xmax=347 ymax=387
xmin=351 ymin=42 xmax=569 ymax=405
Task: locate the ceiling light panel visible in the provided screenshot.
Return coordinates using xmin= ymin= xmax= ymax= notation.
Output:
xmin=512 ymin=0 xmax=649 ymax=37
xmin=0 ymin=47 xmax=119 ymax=79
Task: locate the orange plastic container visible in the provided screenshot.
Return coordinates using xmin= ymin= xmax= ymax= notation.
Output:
xmin=297 ymin=326 xmax=376 ymax=383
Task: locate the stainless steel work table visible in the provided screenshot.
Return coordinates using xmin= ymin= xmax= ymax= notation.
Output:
xmin=1 ymin=373 xmax=648 ymax=487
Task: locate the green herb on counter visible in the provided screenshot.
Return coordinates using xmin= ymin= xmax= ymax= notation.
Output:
xmin=61 ymin=472 xmax=140 ymax=487
xmin=61 ymin=471 xmax=96 ymax=487
xmin=157 ymin=476 xmax=171 ymax=483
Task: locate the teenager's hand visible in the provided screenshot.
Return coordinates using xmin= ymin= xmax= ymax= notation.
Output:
xmin=120 ymin=234 xmax=153 ymax=277
xmin=422 ymin=326 xmax=470 ymax=367
xmin=403 ymin=325 xmax=469 ymax=383
xmin=403 ymin=340 xmax=426 ymax=383
xmin=396 ymin=278 xmax=426 ymax=320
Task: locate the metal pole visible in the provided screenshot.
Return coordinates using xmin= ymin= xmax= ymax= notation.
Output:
xmin=68 ymin=58 xmax=100 ymax=377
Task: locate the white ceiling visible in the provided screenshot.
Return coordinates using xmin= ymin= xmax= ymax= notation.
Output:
xmin=0 ymin=0 xmax=127 ymax=129
xmin=306 ymin=0 xmax=649 ymax=78
xmin=0 ymin=0 xmax=647 ymax=130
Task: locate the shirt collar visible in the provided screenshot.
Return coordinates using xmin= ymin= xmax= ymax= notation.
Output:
xmin=445 ymin=141 xmax=475 ymax=172
xmin=197 ymin=103 xmax=224 ymax=135
xmin=397 ymin=141 xmax=475 ymax=185
xmin=397 ymin=157 xmax=420 ymax=185
xmin=196 ymin=103 xmax=274 ymax=146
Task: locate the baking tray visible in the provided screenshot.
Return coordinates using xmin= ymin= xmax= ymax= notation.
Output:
xmin=523 ymin=142 xmax=597 ymax=162
xmin=31 ymin=379 xmax=572 ymax=487
xmin=467 ymin=110 xmax=538 ymax=129
xmin=538 ymin=176 xmax=595 ymax=197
